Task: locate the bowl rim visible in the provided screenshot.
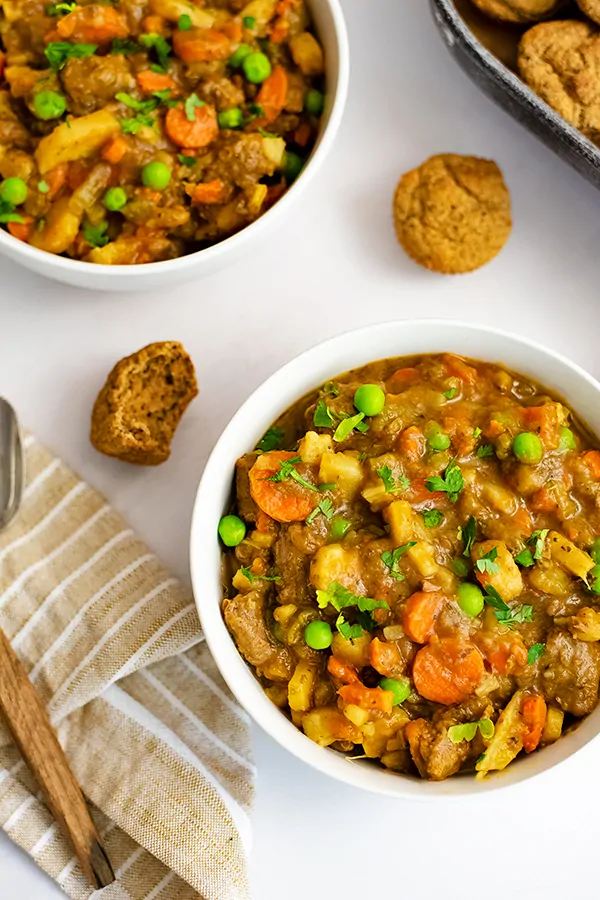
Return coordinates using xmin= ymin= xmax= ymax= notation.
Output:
xmin=190 ymin=319 xmax=600 ymax=798
xmin=0 ymin=0 xmax=349 ymax=281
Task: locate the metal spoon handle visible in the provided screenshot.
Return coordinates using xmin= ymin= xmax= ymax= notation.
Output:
xmin=0 ymin=627 xmax=114 ymax=889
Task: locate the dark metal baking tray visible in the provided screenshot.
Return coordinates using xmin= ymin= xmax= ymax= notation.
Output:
xmin=430 ymin=0 xmax=600 ymax=189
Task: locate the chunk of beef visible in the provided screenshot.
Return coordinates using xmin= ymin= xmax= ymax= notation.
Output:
xmin=198 ymin=76 xmax=245 ymax=111
xmin=224 ymin=590 xmax=293 ymax=681
xmin=61 ymin=55 xmax=136 ymax=116
xmin=540 ymin=630 xmax=600 ymax=716
xmin=235 ymin=454 xmax=259 ymax=523
xmin=274 ymin=527 xmax=312 ymax=606
xmin=406 ymin=698 xmax=490 ymax=781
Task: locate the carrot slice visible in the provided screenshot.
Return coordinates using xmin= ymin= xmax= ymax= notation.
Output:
xmin=584 ymin=450 xmax=600 ymax=480
xmin=165 ymin=102 xmax=218 ymax=148
xmin=402 ymin=591 xmax=445 ymax=644
xmin=480 ymin=632 xmax=528 ymax=675
xmin=397 ymin=425 xmax=424 ymax=460
xmin=512 ymin=507 xmax=533 ymax=535
xmin=45 ymin=162 xmax=68 ymax=197
xmin=443 ymin=354 xmax=477 ymax=384
xmin=141 ymin=15 xmax=166 ymax=34
xmin=136 ymin=70 xmax=177 ymax=94
xmin=173 ymin=28 xmax=230 ymax=63
xmin=294 ymin=120 xmax=311 ymax=147
xmin=188 ymin=179 xmax=226 ymax=204
xmin=412 ymin=637 xmax=484 ymax=705
xmin=327 ymin=656 xmax=359 ymax=684
xmin=387 ymin=367 xmax=419 ymax=392
xmin=57 ymin=5 xmax=128 ymax=43
xmin=7 ymin=215 xmax=33 ymax=242
xmin=522 ymin=404 xmax=559 ymax=448
xmin=222 ymin=18 xmax=243 ymax=41
xmin=102 ymin=135 xmax=129 ymax=164
xmin=530 ymin=487 xmax=558 ymax=513
xmin=248 ymin=451 xmax=317 ymax=523
xmin=256 ymin=65 xmax=288 ymax=123
xmin=521 ymin=693 xmax=547 ymax=752
xmin=369 ymin=637 xmax=402 ymax=678
xmin=338 ymin=684 xmax=393 ymax=713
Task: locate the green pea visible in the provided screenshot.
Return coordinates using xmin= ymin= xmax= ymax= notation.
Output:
xmin=558 ymin=427 xmax=576 ymax=451
xmin=512 ymin=432 xmax=543 ymax=465
xmin=33 ymin=90 xmax=67 ymax=120
xmin=283 ymin=150 xmax=303 ymax=183
xmin=354 ymin=384 xmax=385 ymax=417
xmin=330 ymin=516 xmax=350 ymax=541
xmin=304 ymin=89 xmax=324 ymax=116
xmin=242 ymin=51 xmax=272 ymax=84
xmin=590 ymin=538 xmax=600 ymax=564
xmin=457 ymin=582 xmax=485 ymax=617
xmin=217 ymin=108 xmax=243 ymax=129
xmin=589 ymin=564 xmax=600 ymax=595
xmin=218 ymin=515 xmax=246 ymax=547
xmin=304 ymin=620 xmax=333 ymax=650
xmin=0 ymin=177 xmax=27 ymax=207
xmin=103 ymin=186 xmax=128 ymax=211
xmin=379 ymin=676 xmax=411 ymax=705
xmin=229 ymin=43 xmax=252 ymax=67
xmin=425 ymin=423 xmax=451 ymax=452
xmin=451 ymin=558 xmax=470 ymax=578
xmin=141 ymin=161 xmax=171 ymax=191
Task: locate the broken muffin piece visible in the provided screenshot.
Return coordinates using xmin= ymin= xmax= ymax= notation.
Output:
xmin=90 ymin=341 xmax=198 ymax=465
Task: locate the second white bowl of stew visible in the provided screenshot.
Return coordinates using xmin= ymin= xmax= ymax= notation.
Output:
xmin=190 ymin=320 xmax=600 ymax=796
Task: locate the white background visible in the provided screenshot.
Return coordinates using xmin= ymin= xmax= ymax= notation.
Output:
xmin=2 ymin=0 xmax=600 ymax=897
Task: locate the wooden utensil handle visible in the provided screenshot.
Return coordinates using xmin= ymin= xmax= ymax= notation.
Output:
xmin=0 ymin=627 xmax=114 ymax=889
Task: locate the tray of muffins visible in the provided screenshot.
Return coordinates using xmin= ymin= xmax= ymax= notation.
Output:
xmin=430 ymin=0 xmax=600 ymax=189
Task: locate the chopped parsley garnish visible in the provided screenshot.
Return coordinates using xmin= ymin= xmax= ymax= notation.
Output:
xmin=381 ymin=543 xmax=416 ymax=581
xmin=323 ymin=381 xmax=339 ymax=397
xmin=318 ymin=483 xmax=336 ymax=491
xmin=333 ymin=412 xmax=366 ymax=442
xmin=46 ymin=1 xmax=76 ymax=14
xmin=425 ymin=458 xmax=464 ymax=502
xmin=178 ymin=13 xmax=192 ymax=29
xmin=306 ymin=497 xmax=335 ymax=525
xmin=514 ymin=548 xmax=535 ymax=567
xmin=184 ymin=92 xmax=205 ymax=121
xmin=421 ymin=508 xmax=444 ymax=528
xmin=111 ymin=37 xmax=140 ymax=55
xmin=316 ymin=581 xmax=389 ymax=640
xmin=448 ymin=719 xmax=494 ymax=744
xmin=153 ymin=88 xmax=177 ymax=107
xmin=462 ymin=516 xmax=477 ymax=557
xmin=473 ymin=427 xmax=482 ymax=439
xmin=527 ymin=643 xmax=545 ymax=665
xmin=267 ymin=455 xmax=318 ymax=492
xmin=376 ymin=465 xmax=410 ymax=495
xmin=484 ymin=586 xmax=533 ymax=627
xmin=256 ymin=426 xmax=284 ymax=453
xmin=243 ymin=14 xmax=256 ymax=27
xmin=139 ymin=33 xmax=171 ymax=71
xmin=475 ymin=547 xmax=500 ymax=575
xmin=45 ymin=41 xmax=97 ymax=70
xmin=120 ymin=114 xmax=155 ymax=134
xmin=527 ymin=529 xmax=549 ymax=561
xmin=240 ymin=566 xmax=281 ymax=584
xmin=443 ymin=387 xmax=457 ymax=400
xmin=178 ymin=154 xmax=196 ymax=166
xmin=115 ymin=92 xmax=158 ymax=113
xmin=37 ymin=180 xmax=50 ymax=194
xmin=313 ymin=399 xmax=335 ymax=428
xmin=83 ymin=220 xmax=109 ymax=248
xmin=477 ymin=444 xmax=494 ymax=458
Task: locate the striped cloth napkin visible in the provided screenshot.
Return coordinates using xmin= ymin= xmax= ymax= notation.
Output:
xmin=0 ymin=433 xmax=254 ymax=900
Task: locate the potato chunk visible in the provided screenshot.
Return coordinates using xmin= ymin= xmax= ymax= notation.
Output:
xmin=476 ymin=690 xmax=524 ymax=778
xmin=383 ymin=500 xmax=414 ymax=545
xmin=150 ymin=0 xmax=214 ymax=26
xmin=319 ymin=451 xmax=364 ymax=498
xmin=472 ymin=540 xmax=523 ymax=602
xmin=29 ymin=196 xmax=81 ymax=254
xmin=310 ymin=544 xmax=361 ymax=592
xmin=302 ymin=707 xmax=360 ymax=747
xmin=289 ymin=32 xmax=324 ymax=76
xmin=288 ymin=660 xmax=318 ymax=712
xmin=298 ymin=431 xmax=333 ymax=465
xmin=35 ymin=110 xmax=120 ymax=174
xmin=548 ymin=531 xmax=594 ymax=580
xmin=569 ymin=607 xmax=600 ymax=642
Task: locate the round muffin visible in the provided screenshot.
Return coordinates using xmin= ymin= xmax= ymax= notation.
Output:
xmin=518 ymin=20 xmax=600 ymax=143
xmin=471 ymin=0 xmax=562 ymax=24
xmin=393 ymin=154 xmax=512 ymax=275
xmin=576 ymin=0 xmax=600 ymax=27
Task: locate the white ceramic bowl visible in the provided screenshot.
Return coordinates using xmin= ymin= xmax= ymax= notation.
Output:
xmin=190 ymin=320 xmax=600 ymax=798
xmin=0 ymin=0 xmax=348 ymax=292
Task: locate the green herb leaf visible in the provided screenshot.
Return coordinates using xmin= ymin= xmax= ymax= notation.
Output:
xmin=484 ymin=586 xmax=533 ymax=627
xmin=421 ymin=508 xmax=444 ymax=528
xmin=443 ymin=387 xmax=457 ymax=400
xmin=426 ymin=458 xmax=464 ymax=502
xmin=153 ymin=88 xmax=177 ymax=106
xmin=476 ymin=547 xmax=500 ymax=575
xmin=381 ymin=543 xmax=416 ymax=581
xmin=178 ymin=153 xmax=196 ymax=165
xmin=317 ymin=582 xmax=389 ymax=638
xmin=83 ymin=220 xmax=109 ymax=248
xmin=514 ymin=548 xmax=535 ymax=567
xmin=111 ymin=37 xmax=140 ymax=55
xmin=527 ymin=643 xmax=545 ymax=665
xmin=483 ymin=585 xmax=506 ymax=608
xmin=38 ymin=180 xmax=50 ymax=194
xmin=115 ymin=92 xmax=158 ymax=113
xmin=256 ymin=426 xmax=284 ymax=453
xmin=184 ymin=92 xmax=205 ymax=121
xmin=527 ymin=529 xmax=549 ymax=561
xmin=267 ymin=455 xmax=318 ymax=492
xmin=120 ymin=114 xmax=155 ymax=134
xmin=462 ymin=516 xmax=477 ymax=557
xmin=376 ymin=465 xmax=410 ymax=495
xmin=323 ymin=381 xmax=339 ymax=397
xmin=448 ymin=719 xmax=494 ymax=744
xmin=333 ymin=412 xmax=366 ymax=442
xmin=178 ymin=13 xmax=192 ymax=29
xmin=243 ymin=14 xmax=255 ymax=27
xmin=336 ymin=616 xmax=363 ymax=641
xmin=139 ymin=33 xmax=171 ymax=71
xmin=46 ymin=1 xmax=76 ymax=14
xmin=44 ymin=41 xmax=97 ymax=70
xmin=477 ymin=444 xmax=494 ymax=458
xmin=318 ymin=483 xmax=336 ymax=491
xmin=313 ymin=399 xmax=335 ymax=428
xmin=306 ymin=497 xmax=335 ymax=525
xmin=240 ymin=566 xmax=281 ymax=584
xmin=473 ymin=427 xmax=482 ymax=439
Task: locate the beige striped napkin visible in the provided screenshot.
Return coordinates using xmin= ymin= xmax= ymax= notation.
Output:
xmin=0 ymin=433 xmax=254 ymax=900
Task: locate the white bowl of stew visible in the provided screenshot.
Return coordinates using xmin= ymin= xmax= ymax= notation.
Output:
xmin=190 ymin=320 xmax=600 ymax=797
xmin=0 ymin=0 xmax=348 ymax=291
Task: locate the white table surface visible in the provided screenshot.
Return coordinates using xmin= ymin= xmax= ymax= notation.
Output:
xmin=2 ymin=0 xmax=600 ymax=896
